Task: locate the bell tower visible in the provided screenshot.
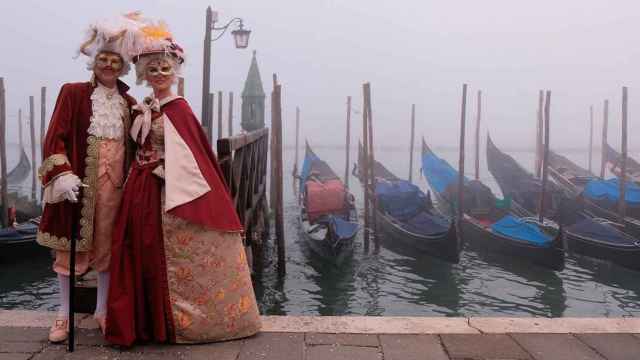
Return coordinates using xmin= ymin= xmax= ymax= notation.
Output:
xmin=241 ymin=50 xmax=266 ymax=132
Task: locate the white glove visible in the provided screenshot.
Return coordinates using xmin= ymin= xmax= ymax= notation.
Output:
xmin=43 ymin=173 xmax=82 ymax=204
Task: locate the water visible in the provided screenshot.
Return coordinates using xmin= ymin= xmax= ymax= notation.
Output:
xmin=2 ymin=144 xmax=640 ymax=317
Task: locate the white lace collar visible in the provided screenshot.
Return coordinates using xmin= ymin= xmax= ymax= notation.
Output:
xmin=88 ymin=82 xmax=126 ymax=140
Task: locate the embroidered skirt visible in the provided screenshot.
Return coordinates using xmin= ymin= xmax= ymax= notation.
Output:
xmin=106 ymin=162 xmax=260 ymax=346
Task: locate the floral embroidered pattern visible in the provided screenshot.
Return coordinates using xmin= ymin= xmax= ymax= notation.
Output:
xmin=162 ymin=213 xmax=261 ymax=344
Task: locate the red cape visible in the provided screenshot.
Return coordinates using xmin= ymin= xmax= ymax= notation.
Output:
xmin=162 ymin=98 xmax=243 ymax=233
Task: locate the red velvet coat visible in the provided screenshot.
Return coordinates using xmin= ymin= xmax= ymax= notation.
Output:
xmin=37 ymin=79 xmax=136 ymax=252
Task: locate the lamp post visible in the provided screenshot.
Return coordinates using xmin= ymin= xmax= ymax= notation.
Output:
xmin=202 ymin=6 xmax=251 ymax=143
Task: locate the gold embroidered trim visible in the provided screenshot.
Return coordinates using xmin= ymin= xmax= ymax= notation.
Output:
xmin=36 ymin=230 xmax=89 ymax=252
xmin=79 ymin=136 xmax=99 ymax=252
xmin=38 ymin=154 xmax=70 ymax=182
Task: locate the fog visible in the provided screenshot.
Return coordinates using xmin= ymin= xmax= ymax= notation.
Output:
xmin=1 ymin=0 xmax=638 ymax=152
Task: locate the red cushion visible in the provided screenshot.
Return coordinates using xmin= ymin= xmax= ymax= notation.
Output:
xmin=306 ymin=179 xmax=346 ymax=222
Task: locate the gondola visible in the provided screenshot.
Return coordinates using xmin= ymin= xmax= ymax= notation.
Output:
xmin=0 ymin=147 xmax=40 ymax=223
xmin=356 ymin=143 xmax=460 ymax=263
xmin=603 ymin=142 xmax=640 ymax=185
xmin=5 ymin=147 xmax=31 ymax=186
xmin=487 ymin=136 xmax=640 ymax=271
xmin=0 ymin=217 xmax=45 ymax=262
xmin=298 ymin=143 xmax=359 ymax=263
xmin=422 ymin=138 xmax=564 ymax=270
xmin=547 ymin=149 xmax=640 ymax=236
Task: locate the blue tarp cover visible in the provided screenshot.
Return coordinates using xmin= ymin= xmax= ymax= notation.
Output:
xmin=490 ymin=215 xmax=552 ymax=246
xmin=299 ymin=151 xmax=320 ymax=193
xmin=422 ymin=152 xmax=467 ymax=193
xmin=399 ymin=211 xmax=450 ymax=236
xmin=375 ymin=179 xmax=426 ymax=220
xmin=326 ymin=215 xmax=359 ymax=241
xmin=567 ymin=218 xmax=636 ymax=245
xmin=583 ymin=178 xmax=640 ymax=206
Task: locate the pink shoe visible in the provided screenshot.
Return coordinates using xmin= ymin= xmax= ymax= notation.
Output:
xmin=49 ymin=318 xmax=69 ymax=343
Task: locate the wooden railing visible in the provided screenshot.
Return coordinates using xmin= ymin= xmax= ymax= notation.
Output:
xmin=217 ymin=127 xmax=270 ymax=272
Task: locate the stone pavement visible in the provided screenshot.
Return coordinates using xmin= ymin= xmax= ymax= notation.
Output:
xmin=1 ymin=311 xmax=640 ymax=359
xmin=3 ymin=327 xmax=640 ymax=359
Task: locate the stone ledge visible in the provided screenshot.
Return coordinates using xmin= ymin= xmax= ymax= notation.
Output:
xmin=1 ymin=311 xmax=639 ymax=335
xmin=469 ymin=317 xmax=640 ymax=333
xmin=261 ymin=316 xmax=477 ymax=334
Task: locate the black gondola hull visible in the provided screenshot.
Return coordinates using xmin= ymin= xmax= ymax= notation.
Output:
xmin=460 ymin=216 xmax=565 ymax=271
xmin=548 ymin=168 xmax=640 ymax=239
xmin=375 ymin=209 xmax=460 ymax=263
xmin=301 ymin=221 xmax=356 ymax=265
xmin=427 ymin=171 xmax=564 ymax=271
xmin=565 ymin=231 xmax=640 ymax=271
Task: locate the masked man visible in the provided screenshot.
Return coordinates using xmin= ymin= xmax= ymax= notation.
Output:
xmin=37 ymin=16 xmax=137 ymax=342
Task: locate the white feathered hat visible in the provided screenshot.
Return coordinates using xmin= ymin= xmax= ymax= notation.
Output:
xmin=122 ymin=12 xmax=185 ymax=65
xmin=78 ymin=12 xmax=141 ymax=62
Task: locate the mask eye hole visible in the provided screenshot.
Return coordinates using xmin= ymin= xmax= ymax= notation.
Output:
xmin=146 ymin=67 xmax=160 ymax=76
xmin=110 ymin=58 xmax=122 ymax=69
xmin=96 ymin=56 xmax=108 ymax=65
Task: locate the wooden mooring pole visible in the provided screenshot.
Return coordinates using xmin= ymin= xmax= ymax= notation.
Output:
xmin=538 ymin=91 xmax=551 ymax=223
xmin=201 ymin=6 xmax=214 ymax=140
xmin=217 ymin=90 xmax=223 ymax=141
xmin=270 ymin=75 xmax=278 ymax=214
xmin=29 ymin=96 xmax=37 ymax=201
xmin=293 ymin=107 xmax=300 ymax=178
xmin=474 ymin=91 xmax=482 ymax=180
xmin=457 ymin=84 xmax=468 ymax=223
xmin=535 ymin=90 xmax=544 ymax=179
xmin=207 ymin=93 xmax=214 ymax=144
xmin=600 ymin=99 xmax=609 ymax=179
xmin=588 ymin=105 xmax=594 ymax=173
xmin=40 ymin=87 xmax=46 ymax=154
xmin=0 ymin=78 xmax=7 ymax=228
xmin=619 ymin=87 xmax=628 ymax=221
xmin=40 ymin=87 xmax=46 ymax=201
xmin=364 ymin=83 xmax=378 ymax=249
xmin=409 ymin=104 xmax=415 ymax=183
xmin=19 ymin=109 xmax=23 ymax=149
xmin=228 ymin=91 xmax=234 ymax=136
xmin=344 ymin=97 xmax=351 ymax=188
xmin=272 ymin=77 xmax=286 ymax=276
xmin=361 ymin=89 xmax=370 ymax=251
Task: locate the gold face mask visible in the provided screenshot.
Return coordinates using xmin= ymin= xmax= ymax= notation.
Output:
xmin=95 ymin=52 xmax=124 ymax=71
xmin=146 ymin=59 xmax=175 ymax=77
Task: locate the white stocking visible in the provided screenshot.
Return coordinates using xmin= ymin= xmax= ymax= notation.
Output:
xmin=57 ymin=274 xmax=70 ymax=317
xmin=94 ymin=271 xmax=110 ymax=318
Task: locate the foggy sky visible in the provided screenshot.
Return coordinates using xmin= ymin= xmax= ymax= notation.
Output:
xmin=1 ymin=0 xmax=638 ymax=153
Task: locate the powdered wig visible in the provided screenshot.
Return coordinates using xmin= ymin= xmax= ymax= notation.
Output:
xmin=134 ymin=53 xmax=182 ymax=86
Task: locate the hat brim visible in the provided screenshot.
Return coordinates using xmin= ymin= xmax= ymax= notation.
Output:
xmin=133 ymin=50 xmax=184 ymax=64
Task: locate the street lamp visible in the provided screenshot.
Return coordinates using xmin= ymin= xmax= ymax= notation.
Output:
xmin=201 ymin=6 xmax=252 ymax=142
xmin=231 ymin=22 xmax=251 ymax=49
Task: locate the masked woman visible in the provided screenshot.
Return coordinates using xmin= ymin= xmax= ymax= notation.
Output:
xmin=105 ymin=17 xmax=261 ymax=346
